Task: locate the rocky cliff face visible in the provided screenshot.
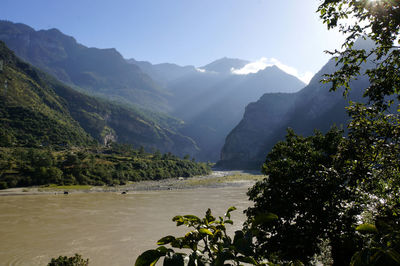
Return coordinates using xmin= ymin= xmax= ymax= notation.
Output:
xmin=219 ymin=93 xmax=297 ymax=168
xmin=217 ymin=57 xmax=369 ymax=169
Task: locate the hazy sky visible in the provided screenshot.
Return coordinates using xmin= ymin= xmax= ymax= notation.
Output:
xmin=1 ymin=0 xmax=346 ymax=83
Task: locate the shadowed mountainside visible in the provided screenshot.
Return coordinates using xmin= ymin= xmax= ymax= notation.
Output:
xmin=0 ymin=41 xmax=199 ymax=156
xmin=217 ymin=52 xmax=371 ymax=169
xmin=130 ymin=57 xmax=306 ymax=161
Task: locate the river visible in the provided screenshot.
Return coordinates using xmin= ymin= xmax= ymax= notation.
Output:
xmin=0 ymin=185 xmax=253 ymax=265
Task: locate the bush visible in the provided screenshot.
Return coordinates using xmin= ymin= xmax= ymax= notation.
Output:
xmin=47 ymin=254 xmax=89 ymax=266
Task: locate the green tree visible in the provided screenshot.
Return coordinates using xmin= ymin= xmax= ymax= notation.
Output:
xmin=153 ymin=149 xmax=162 ymax=159
xmin=246 ymin=128 xmax=362 ymax=264
xmin=318 ymin=0 xmax=400 ymax=262
xmin=139 ymin=146 xmax=145 ymax=155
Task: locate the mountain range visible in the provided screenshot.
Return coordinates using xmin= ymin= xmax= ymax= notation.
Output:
xmin=129 ymin=57 xmax=305 ymax=161
xmin=3 ymin=20 xmax=372 ymax=167
xmin=216 ymin=39 xmax=373 ymax=169
xmin=0 ymin=20 xmax=307 ymax=162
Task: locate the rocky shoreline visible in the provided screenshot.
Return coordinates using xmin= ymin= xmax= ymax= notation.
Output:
xmin=0 ymin=170 xmax=263 ymax=196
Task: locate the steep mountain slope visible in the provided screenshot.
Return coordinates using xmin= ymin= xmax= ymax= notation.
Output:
xmin=0 ymin=41 xmax=95 ymax=147
xmin=0 ymin=41 xmax=198 ymax=156
xmin=217 ymin=57 xmax=368 ymax=169
xmin=0 ymin=20 xmax=170 ymax=112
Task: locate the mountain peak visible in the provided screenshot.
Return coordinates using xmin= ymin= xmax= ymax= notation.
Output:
xmin=0 ymin=20 xmax=35 ymax=34
xmin=200 ymin=57 xmax=249 ymax=74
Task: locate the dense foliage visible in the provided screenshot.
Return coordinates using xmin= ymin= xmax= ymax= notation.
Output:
xmin=47 ymin=254 xmax=89 ymax=266
xmin=318 ymin=0 xmax=400 ymax=109
xmin=246 ymin=128 xmax=363 ymax=264
xmin=0 ymin=143 xmax=210 ymax=189
xmin=135 ymin=208 xmax=270 ymax=266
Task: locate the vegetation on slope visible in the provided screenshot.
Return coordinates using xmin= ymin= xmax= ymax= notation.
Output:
xmin=0 ymin=41 xmax=209 ymax=189
xmin=0 ymin=42 xmax=95 ymax=148
xmin=0 ymin=40 xmax=198 ymax=156
xmin=0 ymin=143 xmax=210 ymax=189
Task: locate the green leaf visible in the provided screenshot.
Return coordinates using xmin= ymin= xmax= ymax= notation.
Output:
xmin=163 ymin=253 xmax=184 ymax=266
xmin=183 ymin=215 xmax=201 ymax=221
xmin=172 ymin=215 xmax=183 ymax=222
xmin=157 ymin=235 xmax=176 ymax=245
xmin=252 ymin=213 xmax=278 ymax=226
xmin=225 ymin=206 xmax=236 ymax=219
xmin=135 ymin=250 xmax=162 ymax=266
xmin=171 ymin=238 xmax=184 ymax=248
xmin=227 ymin=206 xmax=237 ymax=213
xmin=355 ymin=223 xmax=378 ymax=234
xmin=234 ymin=230 xmax=253 ymax=256
xmin=172 ymin=216 xmax=184 ymax=226
xmin=156 ymin=246 xmax=169 ymax=256
xmin=199 ymin=228 xmax=213 ymax=236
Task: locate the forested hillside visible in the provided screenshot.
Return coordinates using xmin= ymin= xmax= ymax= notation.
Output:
xmin=0 ymin=41 xmax=211 ymax=189
xmin=0 ymin=41 xmax=199 ymax=156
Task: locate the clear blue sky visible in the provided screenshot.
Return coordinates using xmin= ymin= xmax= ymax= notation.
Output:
xmin=1 ymin=0 xmax=345 ymax=82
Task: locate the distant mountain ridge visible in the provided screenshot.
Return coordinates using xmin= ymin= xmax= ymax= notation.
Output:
xmin=127 ymin=58 xmax=198 ymax=88
xmin=166 ymin=60 xmax=306 ymax=161
xmin=0 ymin=20 xmax=170 ymax=112
xmin=126 ymin=56 xmax=306 ymax=161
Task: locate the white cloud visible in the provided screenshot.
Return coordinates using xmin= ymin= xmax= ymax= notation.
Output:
xmin=231 ymin=58 xmax=270 ymax=75
xmin=231 ymin=57 xmax=314 ymax=84
xmin=196 ymin=68 xmax=206 ymax=73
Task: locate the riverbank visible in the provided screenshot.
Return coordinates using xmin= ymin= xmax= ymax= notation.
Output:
xmin=0 ymin=170 xmax=264 ymax=196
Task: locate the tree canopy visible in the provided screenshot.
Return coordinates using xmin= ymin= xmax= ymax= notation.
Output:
xmin=245 ymin=0 xmax=400 ymax=264
xmin=318 ymin=0 xmax=400 ymax=108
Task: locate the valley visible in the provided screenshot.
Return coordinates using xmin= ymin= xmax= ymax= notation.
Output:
xmin=1 ymin=1 xmax=399 ymax=265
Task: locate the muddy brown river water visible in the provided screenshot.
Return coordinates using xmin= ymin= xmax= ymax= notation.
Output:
xmin=0 ymin=185 xmax=252 ymax=265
